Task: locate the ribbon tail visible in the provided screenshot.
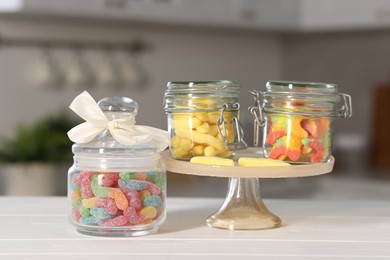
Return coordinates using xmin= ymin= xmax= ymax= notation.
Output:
xmin=67 ymin=122 xmax=104 ymax=143
xmin=130 ymin=125 xmax=170 ymax=151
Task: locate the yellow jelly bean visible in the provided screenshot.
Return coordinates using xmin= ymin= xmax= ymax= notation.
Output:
xmin=194 ymin=112 xmax=208 ymax=122
xmin=171 ymin=136 xmax=182 ymax=148
xmin=172 ymin=116 xmax=202 ymax=129
xmin=209 ymin=124 xmax=219 ymax=136
xmin=171 ymin=147 xmax=189 ymax=158
xmin=179 ymin=138 xmax=193 ymax=151
xmin=196 ymin=122 xmax=210 ymax=134
xmin=175 ymin=129 xmax=225 ymax=151
xmin=218 ymin=150 xmax=233 ymax=158
xmin=207 ymin=112 xmax=219 ymax=124
xmin=193 ymin=145 xmax=205 ymax=155
xmin=204 ymin=146 xmax=220 ymax=156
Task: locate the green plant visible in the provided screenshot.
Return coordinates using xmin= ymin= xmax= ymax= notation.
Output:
xmin=0 ymin=112 xmax=79 ymax=163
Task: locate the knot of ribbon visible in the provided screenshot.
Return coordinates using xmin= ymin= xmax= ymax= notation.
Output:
xmin=67 ymin=91 xmax=169 ymax=151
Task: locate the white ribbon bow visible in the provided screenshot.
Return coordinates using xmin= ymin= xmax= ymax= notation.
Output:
xmin=67 ymin=91 xmax=169 ymax=151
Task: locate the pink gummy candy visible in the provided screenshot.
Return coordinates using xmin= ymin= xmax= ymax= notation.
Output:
xmin=95 ymin=198 xmax=118 ymax=215
xmin=101 ymin=172 xmax=120 ymax=187
xmin=123 ymin=189 xmax=142 ymax=210
xmin=146 ymin=183 xmax=161 ymax=195
xmin=101 ymin=215 xmax=128 ymax=227
xmin=123 ymin=207 xmax=144 ymax=225
xmin=80 ymin=175 xmax=94 ymax=199
xmin=71 ymin=208 xmax=82 ymax=221
xmin=309 ymin=141 xmax=325 ymax=163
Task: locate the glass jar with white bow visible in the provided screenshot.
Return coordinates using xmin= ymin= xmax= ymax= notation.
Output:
xmin=67 ymin=91 xmax=169 ymax=236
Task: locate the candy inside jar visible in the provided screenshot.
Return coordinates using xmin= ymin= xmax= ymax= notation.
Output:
xmin=67 ymin=91 xmax=169 ymax=236
xmin=164 ymin=81 xmax=247 ymax=160
xmin=250 ymin=81 xmax=352 ymax=163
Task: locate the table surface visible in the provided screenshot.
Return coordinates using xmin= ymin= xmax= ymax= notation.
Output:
xmin=0 ymin=197 xmax=389 ymax=259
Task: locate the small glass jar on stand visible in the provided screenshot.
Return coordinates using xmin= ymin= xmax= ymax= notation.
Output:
xmin=250 ymin=81 xmax=352 ymax=163
xmin=164 ymin=80 xmax=247 ymax=160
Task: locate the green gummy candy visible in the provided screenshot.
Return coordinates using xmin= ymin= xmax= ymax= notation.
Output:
xmin=119 ymin=172 xmax=135 ymax=180
xmin=91 ymin=176 xmax=110 ymax=197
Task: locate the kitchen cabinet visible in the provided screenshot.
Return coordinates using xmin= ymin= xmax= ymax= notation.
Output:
xmin=1 ymin=0 xmax=390 ymax=32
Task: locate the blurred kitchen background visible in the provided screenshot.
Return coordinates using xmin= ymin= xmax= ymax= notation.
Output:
xmin=0 ymin=0 xmax=389 ymax=199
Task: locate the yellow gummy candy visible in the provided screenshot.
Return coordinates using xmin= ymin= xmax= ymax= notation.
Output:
xmin=238 ymin=157 xmax=291 ymax=166
xmin=194 ymin=112 xmax=208 ymax=122
xmin=172 ymin=116 xmax=201 ymax=129
xmin=175 ymin=129 xmax=225 ymax=151
xmin=190 ymin=156 xmax=234 ymax=166
xmin=193 ymin=145 xmax=205 ymax=155
xmin=204 ymin=146 xmax=220 ymax=156
xmin=196 ymin=122 xmax=210 ymax=134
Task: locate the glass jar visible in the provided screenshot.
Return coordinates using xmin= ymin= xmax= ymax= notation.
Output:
xmin=250 ymin=81 xmax=352 ymax=163
xmin=164 ymin=80 xmax=247 ymax=160
xmin=68 ymin=96 xmax=166 ymax=236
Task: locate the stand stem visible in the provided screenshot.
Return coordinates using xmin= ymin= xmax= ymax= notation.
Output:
xmin=206 ymin=178 xmax=281 ymax=230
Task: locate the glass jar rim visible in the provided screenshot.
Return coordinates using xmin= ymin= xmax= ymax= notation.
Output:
xmin=166 ymin=80 xmax=239 ymax=94
xmin=265 ymin=80 xmax=338 ymax=94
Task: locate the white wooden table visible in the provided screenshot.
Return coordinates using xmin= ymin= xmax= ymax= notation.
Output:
xmin=0 ymin=197 xmax=389 ymax=259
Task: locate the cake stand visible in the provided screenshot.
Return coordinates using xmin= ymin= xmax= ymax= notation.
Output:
xmin=162 ymin=148 xmax=335 ymax=230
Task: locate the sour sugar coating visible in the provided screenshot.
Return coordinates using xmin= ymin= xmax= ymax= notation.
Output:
xmin=266 ymin=113 xmax=332 ymax=163
xmin=101 ymin=215 xmax=128 ymax=227
xmin=118 ymin=179 xmax=147 ymax=191
xmin=144 ymin=195 xmax=163 ymax=208
xmin=146 ymin=182 xmax=161 ymax=195
xmin=90 ymin=208 xmax=115 ymax=220
xmin=80 ymin=216 xmax=100 ymax=225
xmin=82 ymin=196 xmax=119 ymax=215
xmin=123 ymin=207 xmax=144 ymax=225
xmin=138 ymin=190 xmax=151 ymax=202
xmin=139 ymin=206 xmax=158 ymax=219
xmin=119 ymin=172 xmax=135 ymax=180
xmin=80 ymin=173 xmax=94 ymax=199
xmin=123 ymin=189 xmax=142 ymax=210
xmin=71 ymin=208 xmax=82 ymax=222
xmin=95 ymin=198 xmax=118 ymax=215
xmin=108 ymin=188 xmax=128 ymax=210
xmin=151 ymin=174 xmax=165 ymax=188
xmin=91 ymin=176 xmax=128 ymax=210
xmin=101 ymin=172 xmax=120 ymax=187
xmin=71 ymin=189 xmax=82 ymax=202
xmin=73 ymin=199 xmax=90 ymax=217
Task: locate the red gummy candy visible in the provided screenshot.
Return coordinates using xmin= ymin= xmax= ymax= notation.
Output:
xmin=301 ymin=119 xmax=329 ymax=138
xmin=266 ymin=130 xmax=287 ymax=144
xmin=308 ymin=141 xmax=325 ymax=163
xmin=269 ymin=145 xmax=287 ymax=160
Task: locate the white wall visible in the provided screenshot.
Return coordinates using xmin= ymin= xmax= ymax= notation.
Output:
xmin=0 ymin=18 xmax=283 ymax=144
xmin=282 ymin=30 xmax=390 ymax=141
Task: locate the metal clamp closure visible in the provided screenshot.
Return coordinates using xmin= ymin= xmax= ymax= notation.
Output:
xmin=249 ymin=90 xmax=266 ymax=147
xmin=339 ymin=93 xmax=353 ymax=118
xmin=217 ymin=103 xmax=247 ymax=151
